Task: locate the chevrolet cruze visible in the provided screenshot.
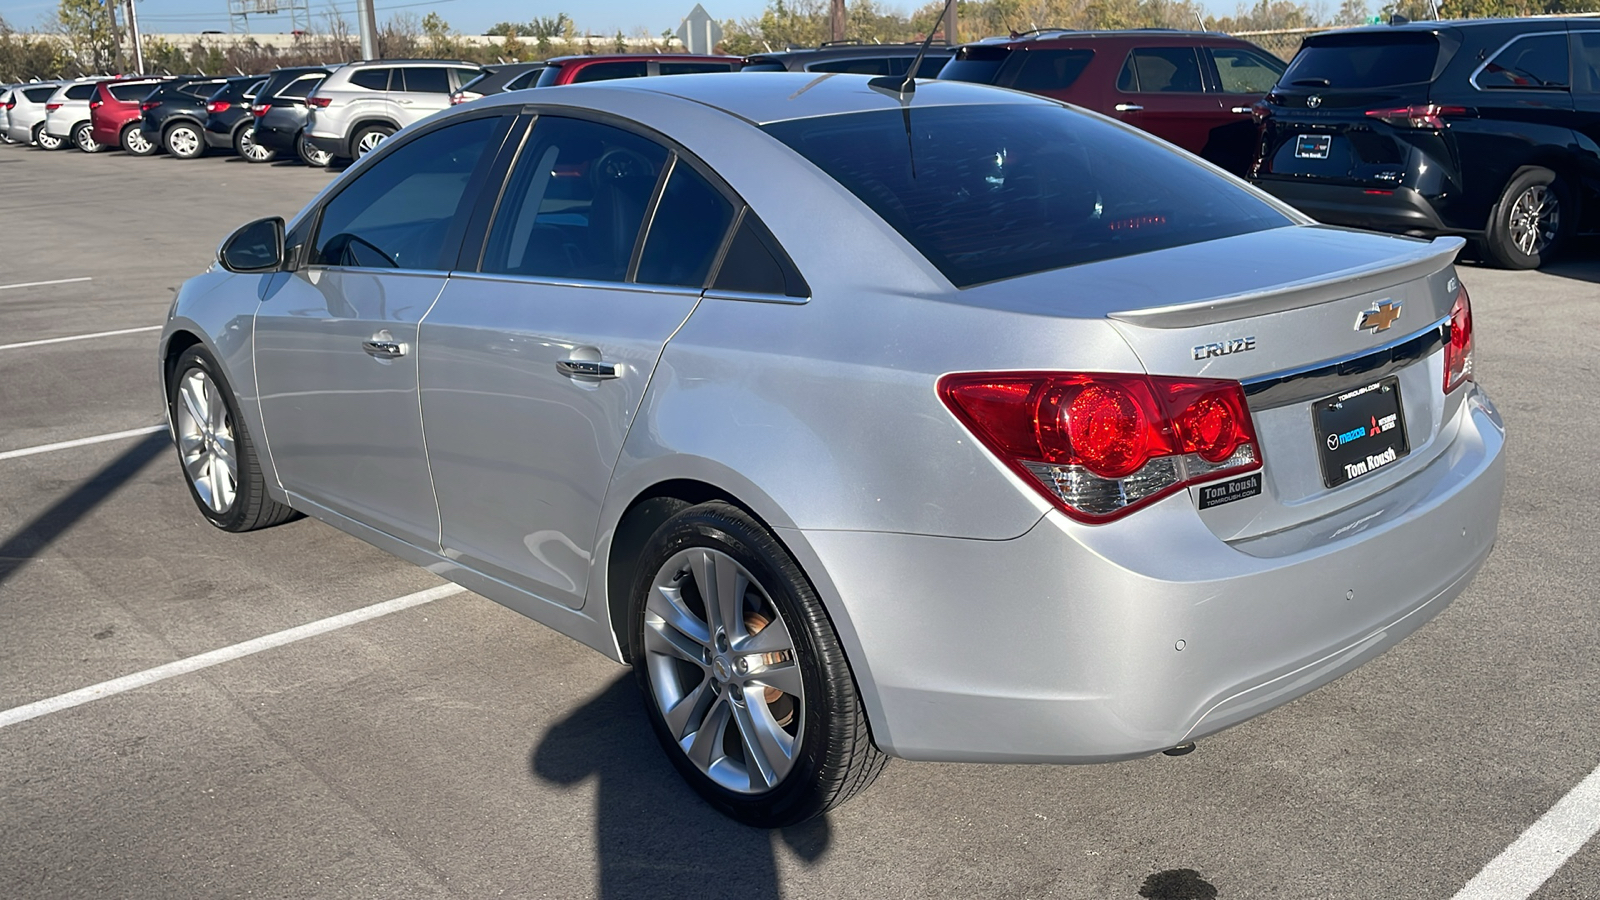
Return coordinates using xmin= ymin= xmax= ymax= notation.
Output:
xmin=159 ymin=73 xmax=1506 ymax=826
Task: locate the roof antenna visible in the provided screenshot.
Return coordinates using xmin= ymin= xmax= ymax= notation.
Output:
xmin=868 ymin=0 xmax=956 ymax=100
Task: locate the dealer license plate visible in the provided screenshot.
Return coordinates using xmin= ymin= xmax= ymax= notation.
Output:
xmin=1313 ymin=377 xmax=1410 ymax=488
xmin=1294 ymin=134 xmax=1331 ymax=159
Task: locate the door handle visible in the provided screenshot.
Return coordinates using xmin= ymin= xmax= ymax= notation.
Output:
xmin=362 ymin=339 xmax=406 ymax=359
xmin=1114 ymin=103 xmax=1143 ymax=112
xmin=1231 ymin=106 xmax=1254 ymax=114
xmin=556 ymin=358 xmax=619 ymax=379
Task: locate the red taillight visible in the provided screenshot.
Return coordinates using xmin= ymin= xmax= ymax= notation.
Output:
xmin=89 ymin=98 xmax=102 ymax=109
xmin=939 ymin=372 xmax=1263 ymax=522
xmin=46 ymin=102 xmax=62 ymax=111
xmin=306 ymin=96 xmax=331 ymax=108
xmin=140 ymin=101 xmax=158 ymax=112
xmin=1364 ymin=104 xmax=1469 ymax=130
xmin=207 ymin=100 xmax=230 ymax=113
xmin=251 ymin=104 xmax=270 ymax=117
xmin=1444 ymin=282 xmax=1474 ymax=393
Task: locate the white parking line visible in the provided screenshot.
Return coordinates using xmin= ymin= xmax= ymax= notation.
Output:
xmin=0 ymin=276 xmax=92 ymax=292
xmin=0 ymin=425 xmax=166 ymax=462
xmin=1451 ymin=765 xmax=1600 ymax=899
xmin=0 ymin=325 xmax=160 ymax=352
xmin=0 ymin=583 xmax=466 ymax=730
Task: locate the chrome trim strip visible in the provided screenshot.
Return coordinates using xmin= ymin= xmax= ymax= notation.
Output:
xmin=1243 ymin=316 xmax=1448 ymax=408
xmin=701 ymin=288 xmax=810 ymax=306
xmin=445 ymin=271 xmax=705 ymax=298
xmin=1469 ymin=31 xmax=1569 ymax=92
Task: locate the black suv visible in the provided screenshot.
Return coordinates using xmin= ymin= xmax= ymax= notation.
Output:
xmin=138 ymin=76 xmax=246 ymax=160
xmin=1252 ymin=18 xmax=1600 ymax=268
xmin=247 ymin=66 xmax=333 ymax=166
xmin=202 ymin=75 xmax=268 ymax=160
xmin=742 ymin=41 xmax=954 ymax=76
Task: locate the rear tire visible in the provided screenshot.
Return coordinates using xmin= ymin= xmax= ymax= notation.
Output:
xmin=72 ymin=121 xmax=101 ymax=153
xmin=169 ymin=346 xmax=298 ymax=532
xmin=34 ymin=123 xmax=63 ymax=151
xmin=234 ymin=126 xmax=276 ymax=163
xmin=163 ymin=121 xmax=205 ymax=159
xmin=295 ymin=130 xmax=332 ymax=167
xmin=121 ymin=123 xmax=158 ymax=156
xmin=1484 ymin=166 xmax=1571 ymax=270
xmin=351 ymin=124 xmax=394 ymax=159
xmin=630 ymin=501 xmax=885 ymax=827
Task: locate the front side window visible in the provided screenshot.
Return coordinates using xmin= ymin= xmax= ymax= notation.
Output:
xmin=1006 ymin=49 xmax=1095 ymax=92
xmin=764 ymin=104 xmax=1288 ymax=288
xmin=1118 ymin=48 xmax=1205 ymax=93
xmin=1477 ymin=34 xmax=1569 ymax=90
xmin=1211 ymin=47 xmax=1286 ymax=93
xmin=349 ymin=68 xmax=391 ymax=91
xmin=311 ymin=116 xmax=497 ymax=270
xmin=480 ymin=116 xmax=668 ymax=281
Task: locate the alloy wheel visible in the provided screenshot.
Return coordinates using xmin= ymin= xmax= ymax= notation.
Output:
xmin=125 ymin=128 xmax=152 ymax=154
xmin=175 ymin=368 xmax=238 ymax=514
xmin=239 ymin=130 xmax=271 ymax=161
xmin=300 ymin=137 xmax=331 ymax=167
xmin=356 ymin=130 xmax=387 ymax=157
xmin=74 ymin=124 xmax=99 ymax=152
xmin=36 ymin=129 xmax=62 ymax=150
xmin=1508 ymin=184 xmax=1559 ymax=257
xmin=168 ymin=126 xmax=200 ymax=157
xmin=643 ymin=547 xmax=805 ymax=795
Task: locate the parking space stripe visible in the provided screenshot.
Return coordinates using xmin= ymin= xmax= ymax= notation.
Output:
xmin=0 ymin=583 xmax=467 ymax=730
xmin=1451 ymin=764 xmax=1600 ymax=899
xmin=0 ymin=325 xmax=161 ymax=352
xmin=0 ymin=426 xmax=167 ymax=462
xmin=0 ymin=276 xmax=92 ymax=291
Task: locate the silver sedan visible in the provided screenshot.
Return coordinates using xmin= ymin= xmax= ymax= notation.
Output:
xmin=159 ymin=73 xmax=1506 ymax=826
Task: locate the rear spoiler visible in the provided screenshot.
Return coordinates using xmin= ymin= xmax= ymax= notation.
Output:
xmin=1108 ymin=233 xmax=1463 ymax=329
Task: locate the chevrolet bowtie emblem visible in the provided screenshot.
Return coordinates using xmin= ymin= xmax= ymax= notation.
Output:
xmin=1357 ymin=300 xmax=1402 ymax=333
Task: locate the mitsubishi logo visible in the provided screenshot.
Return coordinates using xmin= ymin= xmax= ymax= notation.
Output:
xmin=1357 ymin=300 xmax=1402 ymax=333
xmin=1307 ymin=94 xmax=1322 ymax=109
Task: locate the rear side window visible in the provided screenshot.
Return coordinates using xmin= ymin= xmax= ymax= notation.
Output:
xmin=1006 ymin=49 xmax=1094 ymax=92
xmin=312 ymin=116 xmax=496 ymax=271
xmin=764 ymin=104 xmax=1288 ymax=288
xmin=244 ymin=79 xmax=265 ymax=100
xmin=1283 ymin=32 xmax=1439 ymax=89
xmin=349 ymin=68 xmax=391 ymax=91
xmin=808 ymin=57 xmax=896 ymax=76
xmin=573 ymin=61 xmax=649 ymax=83
xmin=179 ymin=81 xmax=223 ymax=99
xmin=635 ymin=161 xmax=735 ymax=287
xmin=711 ymin=213 xmax=805 ymax=297
xmin=658 ymin=61 xmax=736 ymax=75
xmin=505 ymin=69 xmax=543 ymax=90
xmin=1577 ymin=32 xmax=1600 ymax=93
xmin=916 ymin=55 xmax=950 ymax=78
xmin=939 ymin=45 xmax=1011 ymax=84
xmin=1118 ymin=48 xmax=1205 ymax=93
xmin=25 ymin=87 xmax=55 ymax=102
xmin=109 ymin=82 xmax=155 ymax=101
xmin=399 ymin=67 xmax=451 ymax=94
xmin=278 ymin=75 xmax=324 ymax=99
xmin=1210 ymin=47 xmax=1286 ymax=93
xmin=65 ymin=84 xmax=96 ymax=100
xmin=1476 ymin=34 xmax=1569 ymax=90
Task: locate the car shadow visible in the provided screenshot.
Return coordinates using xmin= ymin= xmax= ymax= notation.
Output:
xmin=529 ymin=674 xmax=831 ymax=899
xmin=1458 ymin=236 xmax=1600 ymax=285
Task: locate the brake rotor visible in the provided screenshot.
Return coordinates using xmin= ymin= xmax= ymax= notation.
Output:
xmin=745 ymin=611 xmax=795 ymax=728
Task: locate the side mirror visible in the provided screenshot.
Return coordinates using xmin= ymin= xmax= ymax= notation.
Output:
xmin=218 ymin=217 xmax=285 ymax=273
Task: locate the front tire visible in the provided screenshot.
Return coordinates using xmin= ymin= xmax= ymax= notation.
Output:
xmin=169 ymin=347 xmax=297 ymax=532
xmin=73 ymin=121 xmax=101 ymax=153
xmin=1484 ymin=166 xmax=1571 ymax=270
xmin=235 ymin=127 xmax=275 ymax=163
xmin=164 ymin=121 xmax=205 ymax=159
xmin=34 ymin=123 xmax=63 ymax=151
xmin=631 ymin=501 xmax=885 ymax=827
xmin=121 ymin=123 xmax=158 ymax=156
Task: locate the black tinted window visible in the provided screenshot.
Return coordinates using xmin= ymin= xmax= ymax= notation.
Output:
xmin=916 ymin=54 xmax=951 ymax=78
xmin=481 ymin=116 xmax=668 ymax=281
xmin=1578 ymin=32 xmax=1600 ymax=93
xmin=712 ymin=214 xmax=803 ymax=296
xmin=64 ymin=84 xmax=96 ymax=100
xmin=400 ymin=67 xmax=451 ymax=94
xmin=1120 ymin=48 xmax=1204 ymax=93
xmin=1007 ymin=49 xmax=1094 ymax=92
xmin=25 ymin=87 xmax=55 ymax=102
xmin=505 ymin=69 xmax=542 ymax=90
xmin=279 ymin=75 xmax=323 ymax=99
xmin=312 ymin=116 xmax=496 ymax=270
xmin=764 ymin=104 xmax=1287 ymax=288
xmin=1478 ymin=34 xmax=1569 ymax=90
xmin=573 ymin=61 xmax=649 ymax=83
xmin=109 ymin=82 xmax=156 ymax=101
xmin=808 ymin=57 xmax=896 ymax=75
xmin=180 ymin=81 xmax=224 ymax=98
xmin=636 ymin=161 xmax=735 ymax=287
xmin=939 ymin=46 xmax=1010 ymax=84
xmin=742 ymin=60 xmax=788 ymax=72
xmin=1283 ymin=33 xmax=1439 ymax=89
xmin=1211 ymin=47 xmax=1285 ymax=93
xmin=349 ymin=68 xmax=390 ymax=91
xmin=659 ymin=62 xmax=735 ymax=75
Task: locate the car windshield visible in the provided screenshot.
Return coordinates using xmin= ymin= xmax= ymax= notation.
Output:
xmin=763 ymin=103 xmax=1290 ymax=287
xmin=1282 ymin=32 xmax=1440 ymax=89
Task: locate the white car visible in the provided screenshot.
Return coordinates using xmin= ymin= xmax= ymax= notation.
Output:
xmin=42 ymin=79 xmax=109 ymax=152
xmin=2 ymin=82 xmax=66 ymax=148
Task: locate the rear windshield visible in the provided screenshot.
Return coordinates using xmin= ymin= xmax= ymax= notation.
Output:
xmin=938 ymin=45 xmax=1011 ymax=84
xmin=764 ymin=104 xmax=1289 ymax=287
xmin=1282 ymin=32 xmax=1440 ymax=89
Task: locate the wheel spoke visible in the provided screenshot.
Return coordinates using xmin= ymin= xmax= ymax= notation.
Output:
xmin=181 ymin=376 xmax=208 ymax=430
xmin=737 ymin=612 xmax=794 ymax=656
xmin=684 ymin=696 xmax=731 ymax=770
xmin=205 ymin=380 xmax=227 ymax=435
xmin=661 ymin=677 xmax=714 ymax=740
xmin=749 ymin=659 xmax=803 ymax=698
xmin=643 ymin=613 xmax=709 ymax=668
xmin=183 ymin=448 xmax=210 ymax=485
xmin=731 ymin=700 xmax=789 ymax=790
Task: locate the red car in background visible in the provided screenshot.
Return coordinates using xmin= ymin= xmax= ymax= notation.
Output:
xmin=939 ymin=30 xmax=1286 ymax=175
xmin=90 ymin=77 xmax=167 ymax=155
xmin=534 ymin=54 xmax=744 ymax=86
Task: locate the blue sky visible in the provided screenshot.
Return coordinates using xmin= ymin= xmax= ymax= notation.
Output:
xmin=1 ymin=1 xmax=1235 ymax=37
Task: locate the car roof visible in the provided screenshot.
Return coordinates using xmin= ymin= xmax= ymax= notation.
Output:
xmin=961 ymin=28 xmax=1256 ymax=49
xmin=748 ymin=43 xmax=955 ymax=63
xmin=546 ymin=54 xmax=739 ymax=65
xmin=513 ymin=71 xmax=1056 ymax=125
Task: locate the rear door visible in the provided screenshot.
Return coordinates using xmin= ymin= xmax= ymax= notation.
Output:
xmin=1202 ymin=45 xmax=1286 ymax=174
xmin=419 ymin=113 xmax=735 ymax=609
xmin=1573 ymin=29 xmax=1600 ymax=193
xmin=1110 ymin=46 xmax=1224 ymax=155
xmin=392 ymin=66 xmax=455 ymax=126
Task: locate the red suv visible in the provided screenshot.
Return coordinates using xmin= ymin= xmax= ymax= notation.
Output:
xmin=534 ymin=54 xmax=743 ymax=86
xmin=90 ymin=77 xmax=167 ymax=155
xmin=939 ymin=30 xmax=1286 ymax=175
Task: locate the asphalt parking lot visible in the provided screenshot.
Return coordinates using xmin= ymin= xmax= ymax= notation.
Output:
xmin=2 ymin=142 xmax=1598 ymax=900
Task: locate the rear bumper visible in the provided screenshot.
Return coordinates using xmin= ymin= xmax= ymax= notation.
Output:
xmin=305 ymin=133 xmax=346 ymax=158
xmin=1254 ymin=179 xmax=1466 ymax=237
xmin=252 ymin=122 xmax=297 ymax=153
xmin=203 ymin=128 xmax=234 ymax=150
xmin=793 ymin=386 xmax=1505 ymax=763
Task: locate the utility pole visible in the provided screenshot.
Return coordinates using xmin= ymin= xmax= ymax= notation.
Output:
xmin=125 ymin=0 xmax=143 ymax=74
xmin=356 ymin=0 xmax=379 ymax=59
xmin=830 ymin=0 xmax=845 ymax=43
xmin=943 ymin=0 xmax=957 ymax=45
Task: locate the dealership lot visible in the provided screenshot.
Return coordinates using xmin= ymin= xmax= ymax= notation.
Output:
xmin=1 ymin=144 xmax=1598 ymax=899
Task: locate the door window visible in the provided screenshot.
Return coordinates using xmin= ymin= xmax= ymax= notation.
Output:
xmin=1007 ymin=49 xmax=1095 ymax=92
xmin=1476 ymin=33 xmax=1569 ymax=90
xmin=635 ymin=160 xmax=735 ymax=287
xmin=311 ymin=116 xmax=498 ymax=271
xmin=1577 ymin=32 xmax=1600 ymax=93
xmin=711 ymin=213 xmax=806 ymax=297
xmin=1210 ymin=47 xmax=1286 ymax=93
xmin=278 ymin=74 xmax=324 ymax=99
xmin=657 ymin=61 xmax=737 ymax=75
xmin=109 ymin=82 xmax=156 ymax=101
xmin=1118 ymin=48 xmax=1205 ymax=93
xmin=24 ymin=86 xmax=55 ymax=102
xmin=64 ymin=84 xmax=96 ymax=100
xmin=481 ymin=116 xmax=668 ymax=281
xmin=400 ymin=67 xmax=451 ymax=94
xmin=349 ymin=68 xmax=391 ymax=91
xmin=572 ymin=61 xmax=648 ymax=83
xmin=808 ymin=57 xmax=896 ymax=75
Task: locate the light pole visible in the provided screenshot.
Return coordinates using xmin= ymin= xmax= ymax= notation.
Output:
xmin=125 ymin=0 xmax=143 ymax=74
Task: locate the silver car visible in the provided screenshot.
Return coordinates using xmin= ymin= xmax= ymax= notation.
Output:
xmin=3 ymin=82 xmax=66 ymax=147
xmin=303 ymin=59 xmax=482 ymax=163
xmin=160 ymin=74 xmax=1506 ymax=826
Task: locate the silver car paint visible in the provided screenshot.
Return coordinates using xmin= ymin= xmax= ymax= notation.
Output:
xmin=3 ymin=82 xmax=63 ymax=143
xmin=305 ymin=62 xmax=480 ymax=156
xmin=162 ymin=75 xmax=1506 ymax=764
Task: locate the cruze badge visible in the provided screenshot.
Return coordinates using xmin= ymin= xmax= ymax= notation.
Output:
xmin=1357 ymin=300 xmax=1401 ymax=333
xmin=1192 ymin=336 xmax=1257 ymax=361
